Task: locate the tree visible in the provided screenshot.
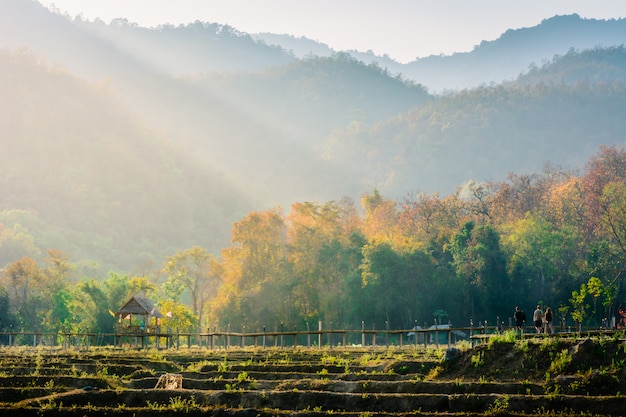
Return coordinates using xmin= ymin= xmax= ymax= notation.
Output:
xmin=570 ymin=283 xmax=590 ymax=330
xmin=0 ymin=251 xmax=75 ymax=336
xmin=77 ymin=279 xmax=117 ymax=334
xmin=42 ymin=249 xmax=75 ymax=291
xmin=0 ymin=287 xmax=17 ymax=332
xmin=2 ymin=256 xmax=39 ymax=309
xmin=46 ymin=288 xmax=74 ymax=334
xmin=0 ymin=222 xmax=41 ymax=268
xmin=586 ymin=276 xmax=604 ymax=325
xmin=582 ymin=145 xmax=626 ymax=235
xmin=104 ymin=272 xmax=134 ymax=311
xmin=447 ymin=221 xmax=510 ymax=321
xmin=210 ymin=208 xmax=288 ymax=329
xmin=38 ymin=250 xmax=75 ymax=335
xmin=501 ymin=213 xmax=582 ymax=306
xmin=360 ymin=190 xmax=400 ymax=244
xmin=600 ymin=181 xmax=626 ymax=259
xmin=1 ymin=256 xmax=42 ymax=331
xmin=359 ymin=241 xmax=441 ymax=329
xmin=162 ymin=246 xmax=218 ymax=328
xmin=158 ymin=300 xmax=198 ymax=333
xmin=286 ymin=201 xmax=360 ymax=326
xmin=489 ymin=173 xmax=549 ymax=223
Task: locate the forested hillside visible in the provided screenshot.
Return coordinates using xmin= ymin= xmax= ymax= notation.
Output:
xmin=1 ymin=1 xmax=626 ymax=336
xmin=3 ymin=146 xmax=626 ymax=336
xmin=324 ymin=47 xmax=626 ymax=195
xmin=0 ymin=50 xmax=248 ymax=272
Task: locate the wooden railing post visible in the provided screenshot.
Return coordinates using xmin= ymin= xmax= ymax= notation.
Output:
xmin=361 ymin=321 xmax=365 ymax=347
xmin=263 ymin=326 xmax=267 ymax=348
xmin=307 ymin=323 xmax=311 ymax=348
xmin=385 ymin=321 xmax=389 ymax=348
xmin=372 ymin=323 xmax=376 ymax=347
xmin=318 ymin=321 xmax=322 ymax=349
xmin=293 ymin=326 xmax=298 ymax=348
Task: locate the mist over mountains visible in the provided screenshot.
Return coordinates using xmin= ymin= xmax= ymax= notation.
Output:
xmin=1 ymin=0 xmax=625 ymax=273
xmin=256 ymin=13 xmax=626 ymax=92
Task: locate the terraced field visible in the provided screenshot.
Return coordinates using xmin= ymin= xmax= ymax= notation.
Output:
xmin=0 ymin=334 xmax=624 ymax=416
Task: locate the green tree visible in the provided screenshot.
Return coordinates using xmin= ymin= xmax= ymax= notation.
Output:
xmin=360 ymin=242 xmax=438 ymax=329
xmin=600 ymin=181 xmax=626 ymax=260
xmin=46 ymin=288 xmax=74 ymax=334
xmin=587 ymin=277 xmax=605 ymax=324
xmin=570 ymin=283 xmax=590 ymax=330
xmin=448 ymin=221 xmax=510 ymax=321
xmin=38 ymin=250 xmax=75 ymax=336
xmin=502 ymin=214 xmax=582 ymax=306
xmin=0 ymin=287 xmax=17 ymax=332
xmin=162 ymin=246 xmax=217 ymax=328
xmin=77 ymin=279 xmax=117 ymax=334
xmin=158 ymin=300 xmax=198 ymax=333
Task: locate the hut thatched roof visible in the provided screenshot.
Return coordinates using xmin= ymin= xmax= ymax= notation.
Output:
xmin=115 ymin=294 xmax=163 ymax=318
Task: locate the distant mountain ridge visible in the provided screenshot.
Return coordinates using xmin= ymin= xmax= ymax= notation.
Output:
xmin=3 ymin=2 xmax=625 ymax=91
xmin=255 ymin=14 xmax=626 ymax=91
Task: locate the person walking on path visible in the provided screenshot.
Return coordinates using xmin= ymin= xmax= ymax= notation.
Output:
xmin=544 ymin=307 xmax=554 ymax=334
xmin=514 ymin=306 xmax=525 ymax=333
xmin=533 ymin=305 xmax=544 ymax=333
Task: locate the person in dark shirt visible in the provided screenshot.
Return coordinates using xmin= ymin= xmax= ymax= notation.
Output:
xmin=514 ymin=306 xmax=525 ymax=332
xmin=544 ymin=307 xmax=554 ymax=334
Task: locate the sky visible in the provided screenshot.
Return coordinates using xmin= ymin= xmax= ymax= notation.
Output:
xmin=40 ymin=0 xmax=626 ymax=63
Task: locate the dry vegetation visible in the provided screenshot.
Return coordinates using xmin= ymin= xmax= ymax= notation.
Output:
xmin=0 ymin=332 xmax=625 ymax=416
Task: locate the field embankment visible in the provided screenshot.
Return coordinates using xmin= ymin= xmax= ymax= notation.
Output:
xmin=0 ymin=334 xmax=624 ymax=416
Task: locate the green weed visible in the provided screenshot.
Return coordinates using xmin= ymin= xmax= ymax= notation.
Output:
xmin=488 ymin=330 xmax=518 ymax=346
xmin=146 ymin=399 xmax=164 ymax=410
xmin=548 ymin=349 xmax=572 ymax=375
xmin=217 ymin=359 xmax=229 ymax=373
xmin=471 ymin=351 xmax=484 ymax=369
xmin=168 ymin=395 xmax=199 ymax=411
xmin=485 ymin=396 xmax=509 ymax=415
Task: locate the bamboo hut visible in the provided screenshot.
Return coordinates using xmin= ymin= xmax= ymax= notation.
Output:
xmin=115 ymin=294 xmax=163 ymax=334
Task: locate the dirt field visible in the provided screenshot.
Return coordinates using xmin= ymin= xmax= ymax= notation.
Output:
xmin=0 ymin=333 xmax=624 ymax=416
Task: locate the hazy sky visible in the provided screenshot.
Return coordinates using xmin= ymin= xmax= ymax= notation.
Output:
xmin=41 ymin=0 xmax=626 ymax=63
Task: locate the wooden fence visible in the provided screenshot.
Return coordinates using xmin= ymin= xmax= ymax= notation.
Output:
xmin=0 ymin=319 xmax=604 ymax=350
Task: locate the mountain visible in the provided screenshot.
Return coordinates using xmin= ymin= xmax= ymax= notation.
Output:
xmin=0 ymin=0 xmax=295 ymax=81
xmin=514 ymin=45 xmax=626 ymax=86
xmin=1 ymin=1 xmax=625 ymax=274
xmin=398 ymin=14 xmax=626 ymax=92
xmin=322 ymin=47 xmax=626 ymax=195
xmin=72 ymin=19 xmax=295 ymax=76
xmin=252 ymin=33 xmax=334 ymax=60
xmin=255 ymin=14 xmax=626 ymax=92
xmin=0 ymin=49 xmax=251 ymax=273
xmin=0 ymin=1 xmax=430 ymax=273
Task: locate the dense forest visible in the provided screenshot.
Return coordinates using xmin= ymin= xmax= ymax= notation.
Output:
xmin=2 ymin=145 xmax=626 ymax=336
xmin=1 ymin=2 xmax=626 ymax=337
xmin=325 ymin=48 xmax=626 ymax=195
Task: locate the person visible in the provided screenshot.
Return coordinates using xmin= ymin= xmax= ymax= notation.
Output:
xmin=514 ymin=306 xmax=525 ymax=332
xmin=544 ymin=307 xmax=554 ymax=334
xmin=533 ymin=305 xmax=543 ymax=333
